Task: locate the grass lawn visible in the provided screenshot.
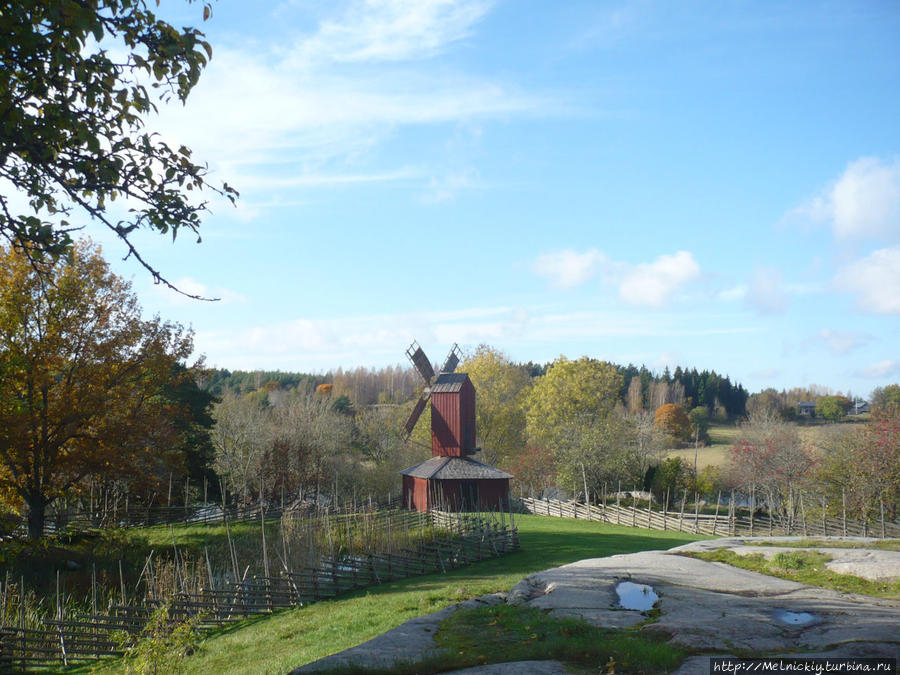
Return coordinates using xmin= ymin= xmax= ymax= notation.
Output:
xmin=75 ymin=515 xmax=708 ymax=674
xmin=664 ymin=421 xmax=738 ymax=470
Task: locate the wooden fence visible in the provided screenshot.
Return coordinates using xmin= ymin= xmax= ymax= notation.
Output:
xmin=519 ymin=496 xmax=900 ymax=538
xmin=0 ymin=508 xmax=518 ymax=670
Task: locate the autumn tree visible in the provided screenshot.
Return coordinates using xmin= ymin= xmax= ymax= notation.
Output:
xmin=728 ymin=411 xmax=816 ymax=526
xmin=0 ymin=0 xmax=235 ymax=292
xmin=554 ymin=415 xmax=644 ymax=497
xmin=0 ymin=241 xmax=194 ymax=537
xmin=654 ymin=403 xmax=691 ymax=442
xmin=816 ymin=395 xmax=851 ymax=422
xmin=525 ymin=356 xmax=623 ymax=450
xmin=871 ymin=384 xmax=900 ymax=418
xmin=460 ymin=345 xmax=531 ymax=468
xmin=210 ymin=390 xmax=270 ymax=505
xmin=816 ymin=418 xmax=899 ymax=522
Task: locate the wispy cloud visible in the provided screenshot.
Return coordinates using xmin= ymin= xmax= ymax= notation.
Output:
xmin=289 ymin=0 xmax=494 ymax=65
xmin=856 ymin=359 xmax=900 ymax=379
xmin=533 ymin=248 xmax=610 ymax=289
xmin=745 ymin=266 xmax=788 ymax=315
xmin=834 ymin=246 xmax=900 ymax=315
xmin=153 ymin=0 xmax=547 ymax=216
xmin=196 ymin=304 xmax=757 ymax=370
xmin=153 ymin=277 xmax=246 ymax=306
xmin=421 ymin=168 xmax=479 ymax=203
xmin=787 ymin=156 xmax=900 ymax=241
xmin=806 ymin=329 xmax=870 ymax=356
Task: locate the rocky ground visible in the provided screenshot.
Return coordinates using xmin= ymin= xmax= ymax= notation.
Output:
xmin=293 ymin=537 xmax=900 ymax=674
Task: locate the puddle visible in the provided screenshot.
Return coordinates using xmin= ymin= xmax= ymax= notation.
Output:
xmin=615 ymin=581 xmax=658 ymax=610
xmin=772 ymin=609 xmax=819 ymax=626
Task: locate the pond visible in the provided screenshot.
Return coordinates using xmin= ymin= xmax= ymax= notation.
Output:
xmin=772 ymin=609 xmax=819 ymax=626
xmin=615 ymin=581 xmax=658 ymax=611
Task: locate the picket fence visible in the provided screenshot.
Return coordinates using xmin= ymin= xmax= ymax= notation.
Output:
xmin=519 ymin=496 xmax=900 ymax=539
xmin=0 ymin=509 xmax=518 ymax=670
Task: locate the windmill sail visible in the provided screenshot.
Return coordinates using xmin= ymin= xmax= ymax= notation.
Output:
xmin=404 ymin=392 xmax=430 ymax=438
xmin=440 ymin=343 xmax=461 ymax=375
xmin=406 ymin=341 xmax=434 ymax=384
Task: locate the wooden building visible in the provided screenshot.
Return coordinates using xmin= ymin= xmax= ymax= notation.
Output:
xmin=401 ymin=369 xmax=512 ymax=512
xmin=401 ymin=456 xmax=511 ymax=511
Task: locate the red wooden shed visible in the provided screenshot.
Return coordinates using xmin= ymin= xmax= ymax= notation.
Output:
xmin=401 ymin=456 xmax=512 ymax=511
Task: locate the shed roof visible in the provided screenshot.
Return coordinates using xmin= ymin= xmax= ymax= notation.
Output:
xmin=431 ymin=372 xmax=470 ymax=393
xmin=400 ymin=456 xmax=512 ymax=480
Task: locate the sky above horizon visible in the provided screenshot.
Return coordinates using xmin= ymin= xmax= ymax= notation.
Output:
xmin=91 ymin=0 xmax=899 ymax=398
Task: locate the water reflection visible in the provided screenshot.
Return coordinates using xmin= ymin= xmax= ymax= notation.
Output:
xmin=615 ymin=581 xmax=658 ymax=610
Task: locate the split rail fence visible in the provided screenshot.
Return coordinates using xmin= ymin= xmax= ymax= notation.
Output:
xmin=519 ymin=496 xmax=900 ymax=539
xmin=0 ymin=508 xmax=518 ymax=670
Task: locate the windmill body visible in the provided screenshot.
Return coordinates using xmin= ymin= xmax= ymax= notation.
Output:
xmin=400 ymin=342 xmax=512 ymax=512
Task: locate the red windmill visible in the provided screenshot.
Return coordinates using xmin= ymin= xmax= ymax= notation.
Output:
xmin=399 ymin=341 xmax=512 ymax=512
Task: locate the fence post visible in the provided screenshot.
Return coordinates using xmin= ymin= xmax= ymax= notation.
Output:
xmin=800 ymin=493 xmax=808 ymax=537
xmin=842 ymin=487 xmax=847 ymax=537
xmin=663 ymin=488 xmax=669 ymax=531
xmin=749 ymin=485 xmax=754 ymax=537
xmin=693 ymin=492 xmax=699 ymax=534
xmin=729 ymin=489 xmax=735 ymax=536
xmin=880 ymin=499 xmax=886 ymax=539
xmin=678 ymin=490 xmax=686 ymax=532
xmin=712 ymin=491 xmax=720 ymax=536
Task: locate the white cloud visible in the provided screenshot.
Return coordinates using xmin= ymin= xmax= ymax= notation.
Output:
xmin=421 ymin=168 xmax=479 ymax=203
xmin=790 ymin=156 xmax=900 ymax=241
xmin=533 ymin=248 xmax=609 ymax=289
xmin=811 ymin=329 xmax=869 ymax=356
xmin=751 ymin=368 xmax=780 ymax=380
xmin=834 ymin=246 xmax=900 ymax=314
xmin=150 ymin=0 xmax=545 ymax=213
xmin=196 ymin=305 xmax=758 ymax=370
xmin=532 ymin=248 xmax=701 ymax=307
xmin=154 ymin=277 xmax=246 ymax=307
xmin=745 ymin=266 xmax=787 ymax=315
xmin=856 ymin=360 xmax=900 ymax=379
xmin=618 ymin=251 xmax=700 ymax=308
xmin=717 ymin=284 xmax=747 ymax=302
xmin=292 ymin=0 xmax=493 ymax=65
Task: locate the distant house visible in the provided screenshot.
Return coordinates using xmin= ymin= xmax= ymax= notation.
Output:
xmin=797 ymin=401 xmax=817 ymax=417
xmin=848 ymin=401 xmax=870 ymax=415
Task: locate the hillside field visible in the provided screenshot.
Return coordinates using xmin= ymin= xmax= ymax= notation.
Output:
xmin=71 ymin=515 xmax=708 ymax=674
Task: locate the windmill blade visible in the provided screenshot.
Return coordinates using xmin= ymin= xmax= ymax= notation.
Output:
xmin=403 ymin=391 xmax=430 ymax=438
xmin=405 ymin=341 xmax=434 ymax=385
xmin=440 ymin=343 xmax=461 ymax=374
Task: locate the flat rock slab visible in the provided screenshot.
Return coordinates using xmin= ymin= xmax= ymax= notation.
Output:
xmin=293 ymin=540 xmax=900 ymax=673
xmin=510 ymin=545 xmax=900 ymax=656
xmin=674 ymin=536 xmax=900 ymax=582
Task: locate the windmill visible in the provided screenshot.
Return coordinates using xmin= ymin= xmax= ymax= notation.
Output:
xmin=403 ymin=341 xmax=462 ymax=441
xmin=399 ymin=340 xmax=512 ymax=512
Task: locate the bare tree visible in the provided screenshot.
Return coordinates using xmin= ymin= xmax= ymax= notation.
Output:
xmin=211 ymin=391 xmax=270 ymax=505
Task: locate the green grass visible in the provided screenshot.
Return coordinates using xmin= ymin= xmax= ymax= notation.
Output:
xmin=664 ymin=421 xmax=738 ymax=470
xmin=72 ymin=515 xmax=707 ymax=674
xmin=686 ymin=548 xmax=900 ymax=599
xmin=428 ymin=603 xmax=684 ymax=674
xmin=745 ymin=538 xmax=900 ymax=551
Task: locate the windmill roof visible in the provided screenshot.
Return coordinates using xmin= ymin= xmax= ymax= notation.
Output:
xmin=400 ymin=456 xmax=512 ymax=480
xmin=431 ymin=372 xmax=470 ymax=393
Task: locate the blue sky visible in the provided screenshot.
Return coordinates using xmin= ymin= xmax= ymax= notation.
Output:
xmin=93 ymin=0 xmax=899 ymax=397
